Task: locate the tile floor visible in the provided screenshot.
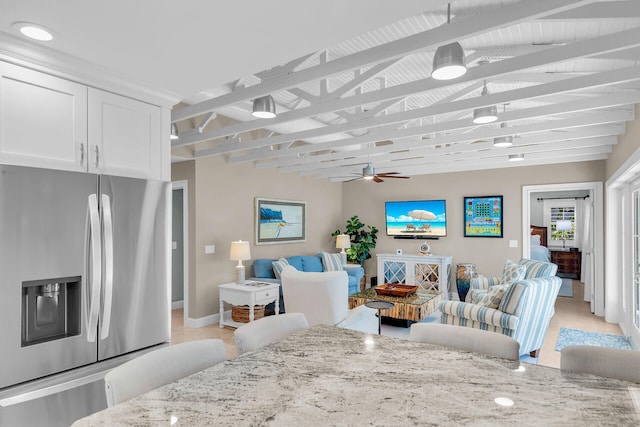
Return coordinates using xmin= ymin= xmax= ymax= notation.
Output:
xmin=171 ymin=279 xmax=623 ymax=369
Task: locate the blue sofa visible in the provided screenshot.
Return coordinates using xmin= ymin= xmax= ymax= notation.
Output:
xmin=250 ymin=253 xmax=364 ymax=313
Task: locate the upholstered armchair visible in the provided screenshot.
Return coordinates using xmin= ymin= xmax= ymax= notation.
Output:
xmin=439 ymin=276 xmax=562 ymax=357
xmin=466 ymin=258 xmax=558 ymax=303
xmin=280 ymin=265 xmax=349 ymax=327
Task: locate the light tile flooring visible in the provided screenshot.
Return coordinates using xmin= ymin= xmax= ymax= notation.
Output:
xmin=171 ymin=279 xmax=623 ymax=369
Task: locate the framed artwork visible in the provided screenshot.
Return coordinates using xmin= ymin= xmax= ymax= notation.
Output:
xmin=255 ymin=198 xmax=306 ymax=245
xmin=463 ymin=195 xmax=503 ymax=238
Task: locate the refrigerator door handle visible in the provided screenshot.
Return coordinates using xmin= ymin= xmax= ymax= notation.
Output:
xmin=100 ymin=194 xmax=114 ymax=340
xmin=86 ymin=194 xmax=101 ymax=343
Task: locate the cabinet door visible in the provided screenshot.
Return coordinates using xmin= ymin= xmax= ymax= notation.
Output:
xmin=88 ymin=88 xmax=162 ymax=179
xmin=0 ymin=62 xmax=88 ymax=172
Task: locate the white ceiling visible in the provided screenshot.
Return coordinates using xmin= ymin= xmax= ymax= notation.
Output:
xmin=2 ymin=0 xmax=640 ymax=180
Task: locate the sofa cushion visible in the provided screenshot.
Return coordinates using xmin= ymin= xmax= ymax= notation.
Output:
xmin=253 ymin=259 xmax=276 ymax=279
xmin=321 ymin=252 xmax=344 ymax=271
xmin=272 ymin=257 xmax=290 ymax=279
xmin=499 ymin=260 xmax=526 ymax=286
xmin=286 ymin=255 xmax=323 ymax=272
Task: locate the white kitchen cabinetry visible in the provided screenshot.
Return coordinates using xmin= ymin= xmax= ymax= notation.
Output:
xmin=88 ymin=88 xmax=162 ymax=179
xmin=0 ymin=61 xmax=87 ymax=172
xmin=0 ymin=61 xmax=165 ymax=180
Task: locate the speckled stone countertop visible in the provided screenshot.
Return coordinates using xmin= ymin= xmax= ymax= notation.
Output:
xmin=74 ymin=325 xmax=639 ymax=426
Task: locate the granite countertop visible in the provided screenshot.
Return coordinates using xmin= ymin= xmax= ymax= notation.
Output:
xmin=74 ymin=325 xmax=639 ymax=426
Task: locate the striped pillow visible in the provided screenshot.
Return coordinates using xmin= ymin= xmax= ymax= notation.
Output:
xmin=272 ymin=257 xmax=290 ymax=279
xmin=321 ymin=252 xmax=344 ymax=272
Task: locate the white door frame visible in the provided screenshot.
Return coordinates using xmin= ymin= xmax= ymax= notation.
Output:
xmin=522 ymin=182 xmax=604 ymax=317
xmin=172 ymin=180 xmax=189 ymax=322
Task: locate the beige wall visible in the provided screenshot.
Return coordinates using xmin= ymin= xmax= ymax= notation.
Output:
xmin=606 ymin=104 xmax=640 ymax=180
xmin=342 ymin=161 xmax=606 ymax=282
xmin=174 ymin=155 xmax=342 ymax=318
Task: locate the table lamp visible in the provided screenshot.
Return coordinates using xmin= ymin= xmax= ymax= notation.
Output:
xmin=555 ymin=220 xmax=572 ymax=249
xmin=230 ymin=240 xmax=251 ymax=284
xmin=336 ymin=234 xmax=350 ymax=265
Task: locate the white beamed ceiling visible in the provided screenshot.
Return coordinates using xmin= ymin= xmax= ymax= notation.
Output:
xmin=3 ymin=1 xmax=640 ymax=179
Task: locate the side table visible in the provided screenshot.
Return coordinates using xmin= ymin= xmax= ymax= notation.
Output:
xmin=364 ymin=300 xmax=395 ymax=335
xmin=219 ymin=282 xmax=280 ymax=328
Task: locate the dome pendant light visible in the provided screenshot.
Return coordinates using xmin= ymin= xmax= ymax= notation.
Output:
xmin=170 ymin=123 xmax=179 ymax=140
xmin=252 ymin=95 xmax=277 ymax=118
xmin=473 ymin=80 xmax=498 ymax=124
xmin=493 ymin=105 xmax=513 ymax=147
xmin=431 ymin=4 xmax=467 ymax=80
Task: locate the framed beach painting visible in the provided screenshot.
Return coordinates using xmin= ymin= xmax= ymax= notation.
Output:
xmin=255 ymin=198 xmax=306 ymax=245
xmin=463 ymin=195 xmax=503 ymax=238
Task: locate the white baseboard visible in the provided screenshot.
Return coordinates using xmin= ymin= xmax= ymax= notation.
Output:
xmin=183 ymin=310 xmax=232 ymax=329
xmin=171 ymin=300 xmax=184 ymax=310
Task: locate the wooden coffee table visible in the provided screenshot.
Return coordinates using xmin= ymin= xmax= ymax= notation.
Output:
xmin=349 ymin=287 xmax=444 ymax=325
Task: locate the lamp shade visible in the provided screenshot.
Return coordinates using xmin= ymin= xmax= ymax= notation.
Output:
xmin=252 ymin=95 xmax=276 ymax=118
xmin=336 ymin=234 xmax=350 ymax=250
xmin=229 ymin=240 xmax=251 ymax=261
xmin=431 ymin=42 xmax=467 ymax=80
xmin=556 ymin=220 xmax=572 ymax=232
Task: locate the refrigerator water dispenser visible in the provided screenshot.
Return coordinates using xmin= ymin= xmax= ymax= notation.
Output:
xmin=22 ymin=277 xmax=81 ymax=346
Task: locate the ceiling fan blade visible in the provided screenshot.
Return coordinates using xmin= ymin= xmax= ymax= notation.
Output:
xmin=373 ymin=176 xmax=384 ymax=183
xmin=377 ymin=172 xmax=401 ymax=176
xmin=344 ymin=177 xmax=363 ymax=182
xmin=378 ymin=174 xmax=409 ymax=179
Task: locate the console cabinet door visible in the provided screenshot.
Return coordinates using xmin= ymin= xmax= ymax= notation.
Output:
xmin=0 ymin=61 xmax=88 ymax=172
xmin=88 ymin=88 xmax=162 ymax=180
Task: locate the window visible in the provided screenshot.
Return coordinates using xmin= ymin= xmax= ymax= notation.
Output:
xmin=543 ymin=200 xmax=577 ymax=248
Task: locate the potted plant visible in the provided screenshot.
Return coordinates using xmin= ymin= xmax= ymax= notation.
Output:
xmin=332 ymin=215 xmax=378 ymax=265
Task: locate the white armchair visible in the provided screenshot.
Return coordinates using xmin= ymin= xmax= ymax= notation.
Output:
xmin=280 ymin=265 xmax=349 ymax=326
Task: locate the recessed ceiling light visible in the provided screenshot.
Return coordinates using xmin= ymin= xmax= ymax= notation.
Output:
xmin=12 ymin=22 xmax=55 ymax=42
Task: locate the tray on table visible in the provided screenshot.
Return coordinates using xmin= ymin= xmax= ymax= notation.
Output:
xmin=374 ymin=283 xmax=418 ymax=297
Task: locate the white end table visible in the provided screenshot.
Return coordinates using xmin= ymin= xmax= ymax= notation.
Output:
xmin=219 ymin=282 xmax=280 ymax=328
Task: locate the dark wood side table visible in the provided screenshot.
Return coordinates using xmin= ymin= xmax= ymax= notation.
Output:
xmin=550 ymin=250 xmax=581 ymax=279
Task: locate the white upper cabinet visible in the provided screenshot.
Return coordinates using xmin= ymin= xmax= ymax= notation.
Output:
xmin=0 ymin=61 xmax=166 ymax=180
xmin=0 ymin=61 xmax=88 ymax=172
xmin=88 ymin=88 xmax=162 ymax=179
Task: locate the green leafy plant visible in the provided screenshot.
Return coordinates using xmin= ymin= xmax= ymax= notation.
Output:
xmin=332 ymin=215 xmax=378 ymax=265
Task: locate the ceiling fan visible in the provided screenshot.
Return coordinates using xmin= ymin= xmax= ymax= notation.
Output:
xmin=345 ymin=164 xmax=410 ymax=183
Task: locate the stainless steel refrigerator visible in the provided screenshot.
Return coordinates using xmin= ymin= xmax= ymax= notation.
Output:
xmin=0 ymin=164 xmax=170 ymax=424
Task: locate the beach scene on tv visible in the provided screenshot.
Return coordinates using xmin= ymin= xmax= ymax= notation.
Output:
xmin=385 ymin=200 xmax=447 ymax=237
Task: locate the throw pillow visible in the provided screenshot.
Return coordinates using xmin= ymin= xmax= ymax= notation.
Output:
xmin=530 ymin=234 xmax=541 ymax=246
xmin=321 ymin=251 xmax=344 ymax=272
xmin=477 ymin=285 xmax=509 ymax=309
xmin=272 ymin=257 xmax=290 ymax=279
xmin=499 ymin=260 xmax=526 ymax=286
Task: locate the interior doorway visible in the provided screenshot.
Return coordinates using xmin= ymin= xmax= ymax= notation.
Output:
xmin=522 ymin=182 xmax=604 ymax=317
xmin=172 ymin=180 xmax=189 ymax=321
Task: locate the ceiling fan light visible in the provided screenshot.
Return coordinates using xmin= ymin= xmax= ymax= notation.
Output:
xmin=362 ymin=164 xmax=375 ymax=177
xmin=473 ymin=105 xmax=498 ymax=124
xmin=508 ymin=153 xmax=525 ymax=162
xmin=431 ymin=42 xmax=467 ymax=80
xmin=170 ymin=123 xmax=179 ymax=140
xmin=252 ymin=95 xmax=276 ymax=118
xmin=493 ymin=135 xmax=513 ymax=148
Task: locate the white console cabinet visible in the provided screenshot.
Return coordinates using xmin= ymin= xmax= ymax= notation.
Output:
xmin=0 ymin=61 xmax=165 ymax=180
xmin=376 ymin=253 xmax=453 ymax=299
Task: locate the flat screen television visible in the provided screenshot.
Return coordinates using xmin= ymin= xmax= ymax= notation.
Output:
xmin=385 ymin=199 xmax=447 ymax=239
